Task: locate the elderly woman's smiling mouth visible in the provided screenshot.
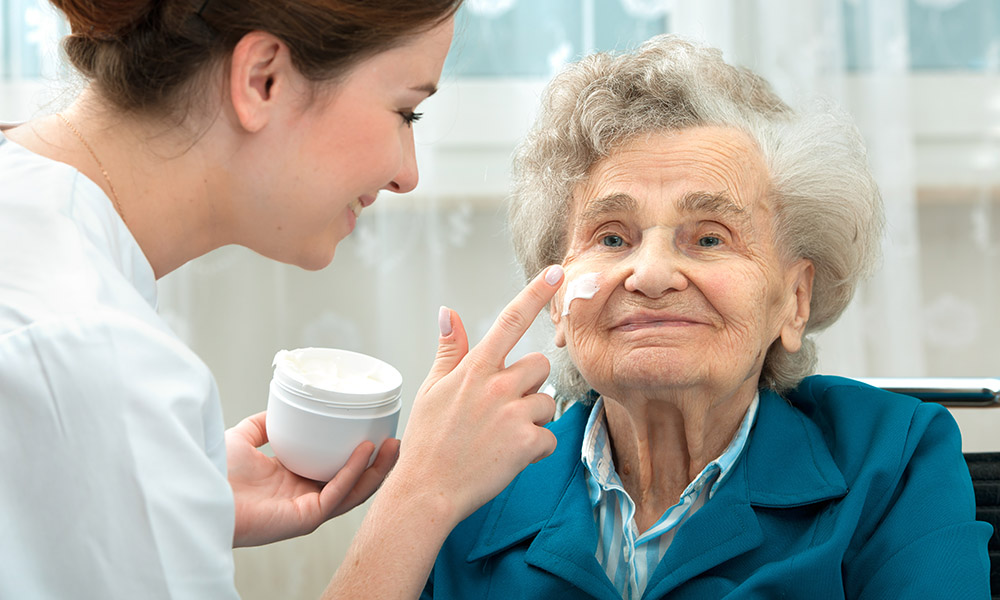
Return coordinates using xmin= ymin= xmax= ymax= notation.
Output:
xmin=611 ymin=309 xmax=712 ymax=332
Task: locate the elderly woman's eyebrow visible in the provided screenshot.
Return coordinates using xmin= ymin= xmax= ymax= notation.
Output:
xmin=677 ymin=191 xmax=751 ymax=226
xmin=577 ymin=193 xmax=639 ymax=224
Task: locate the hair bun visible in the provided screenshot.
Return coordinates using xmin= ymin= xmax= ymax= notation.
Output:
xmin=50 ymin=0 xmax=153 ymax=38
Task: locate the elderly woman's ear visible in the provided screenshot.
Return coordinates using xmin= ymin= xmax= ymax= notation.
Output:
xmin=778 ymin=258 xmax=815 ymax=354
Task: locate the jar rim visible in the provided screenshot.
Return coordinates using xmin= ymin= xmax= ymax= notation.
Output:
xmin=272 ymin=347 xmax=402 ymax=406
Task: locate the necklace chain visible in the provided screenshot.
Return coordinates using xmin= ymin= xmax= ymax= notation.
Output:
xmin=56 ymin=113 xmax=126 ymax=224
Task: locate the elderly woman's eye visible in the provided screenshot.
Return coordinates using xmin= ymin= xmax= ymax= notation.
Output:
xmin=601 ymin=234 xmax=625 ymax=247
xmin=698 ymin=235 xmax=723 ymax=247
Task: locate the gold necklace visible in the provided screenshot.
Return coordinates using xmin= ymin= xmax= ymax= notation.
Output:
xmin=56 ymin=113 xmax=126 ymax=224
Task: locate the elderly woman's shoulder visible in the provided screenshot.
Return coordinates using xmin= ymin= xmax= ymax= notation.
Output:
xmin=791 ymin=374 xmax=922 ymax=410
xmin=781 ymin=374 xmax=963 ymax=474
xmin=789 ymin=373 xmax=932 ymax=417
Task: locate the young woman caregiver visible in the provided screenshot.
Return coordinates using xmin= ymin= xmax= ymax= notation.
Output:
xmin=0 ymin=0 xmax=562 ymax=597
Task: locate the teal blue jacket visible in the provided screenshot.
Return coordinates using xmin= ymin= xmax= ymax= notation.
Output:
xmin=423 ymin=375 xmax=992 ymax=599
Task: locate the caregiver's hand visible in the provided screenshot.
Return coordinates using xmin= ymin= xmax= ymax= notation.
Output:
xmin=225 ymin=412 xmax=400 ymax=547
xmin=325 ymin=265 xmax=564 ymax=600
xmin=395 ymin=263 xmax=564 ymax=524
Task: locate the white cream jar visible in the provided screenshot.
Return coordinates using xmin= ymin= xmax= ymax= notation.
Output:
xmin=265 ymin=347 xmax=402 ymax=481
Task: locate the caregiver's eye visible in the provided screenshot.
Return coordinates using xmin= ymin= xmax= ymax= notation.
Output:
xmin=601 ymin=234 xmax=625 ymax=247
xmin=698 ymin=235 xmax=723 ymax=247
xmin=399 ymin=111 xmax=424 ymax=127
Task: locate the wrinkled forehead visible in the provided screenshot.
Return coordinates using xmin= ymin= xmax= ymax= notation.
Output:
xmin=569 ymin=126 xmax=772 ymax=223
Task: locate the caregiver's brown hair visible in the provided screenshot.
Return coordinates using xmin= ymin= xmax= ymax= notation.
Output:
xmin=51 ymin=0 xmax=462 ymax=116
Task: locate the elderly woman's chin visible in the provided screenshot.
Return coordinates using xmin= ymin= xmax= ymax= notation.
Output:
xmin=565 ymin=328 xmax=774 ymax=401
xmin=575 ymin=353 xmax=764 ymax=402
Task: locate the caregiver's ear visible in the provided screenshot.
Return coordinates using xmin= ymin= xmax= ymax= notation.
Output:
xmin=229 ymin=31 xmax=298 ymax=133
xmin=779 ymin=258 xmax=814 ymax=353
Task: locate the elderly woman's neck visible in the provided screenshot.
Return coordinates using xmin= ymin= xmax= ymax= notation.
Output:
xmin=602 ymin=383 xmax=757 ymax=533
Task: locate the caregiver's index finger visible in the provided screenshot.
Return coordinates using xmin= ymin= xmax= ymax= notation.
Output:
xmin=475 ymin=265 xmax=563 ymax=366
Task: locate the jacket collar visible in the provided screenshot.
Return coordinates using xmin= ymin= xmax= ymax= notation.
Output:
xmin=745 ymin=388 xmax=849 ymax=507
xmin=466 ymin=387 xmax=848 ymax=597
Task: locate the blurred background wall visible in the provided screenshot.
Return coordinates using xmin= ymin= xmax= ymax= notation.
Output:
xmin=3 ymin=0 xmax=999 ymax=597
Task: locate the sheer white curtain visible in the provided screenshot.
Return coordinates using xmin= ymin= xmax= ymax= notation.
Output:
xmin=3 ymin=1 xmax=998 ymax=598
xmin=0 ymin=0 xmax=71 ymax=118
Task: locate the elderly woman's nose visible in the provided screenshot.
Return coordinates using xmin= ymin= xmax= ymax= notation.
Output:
xmin=622 ymin=233 xmax=689 ymax=298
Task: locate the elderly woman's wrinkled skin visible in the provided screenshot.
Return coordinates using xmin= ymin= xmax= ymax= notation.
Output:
xmin=550 ymin=126 xmax=814 ymax=530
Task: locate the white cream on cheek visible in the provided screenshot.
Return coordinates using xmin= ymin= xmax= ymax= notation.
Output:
xmin=561 ymin=272 xmax=602 ymax=316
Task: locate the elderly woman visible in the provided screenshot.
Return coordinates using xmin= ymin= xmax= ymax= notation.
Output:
xmin=422 ymin=35 xmax=992 ymax=599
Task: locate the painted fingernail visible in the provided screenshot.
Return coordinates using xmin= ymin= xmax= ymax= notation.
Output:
xmin=438 ymin=306 xmax=453 ymax=336
xmin=545 ymin=265 xmax=564 ymax=286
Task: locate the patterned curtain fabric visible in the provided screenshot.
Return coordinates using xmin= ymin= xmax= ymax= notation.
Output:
xmin=2 ymin=1 xmax=998 ymax=598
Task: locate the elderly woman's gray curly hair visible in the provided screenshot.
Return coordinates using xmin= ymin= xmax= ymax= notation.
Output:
xmin=508 ymin=34 xmax=884 ymax=401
